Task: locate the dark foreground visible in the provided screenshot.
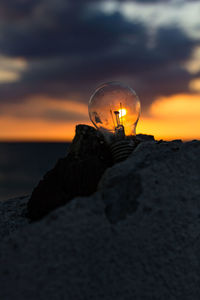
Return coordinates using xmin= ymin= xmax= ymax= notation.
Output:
xmin=0 ymin=127 xmax=200 ymax=300
xmin=0 ymin=142 xmax=69 ymax=202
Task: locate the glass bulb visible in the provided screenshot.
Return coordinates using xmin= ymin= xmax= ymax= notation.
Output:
xmin=88 ymin=82 xmax=141 ymax=140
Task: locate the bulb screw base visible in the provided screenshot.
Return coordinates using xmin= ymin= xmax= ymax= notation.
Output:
xmin=110 ymin=138 xmax=136 ymax=163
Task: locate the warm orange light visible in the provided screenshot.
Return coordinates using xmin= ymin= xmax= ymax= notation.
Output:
xmin=0 ymin=93 xmax=200 ymax=142
xmin=189 ymin=78 xmax=200 ymax=92
xmin=119 ymin=108 xmax=127 ymax=118
xmin=89 ymin=82 xmax=141 ymax=136
xmin=0 ymin=96 xmax=90 ymax=141
xmin=137 ymin=93 xmax=200 ymax=141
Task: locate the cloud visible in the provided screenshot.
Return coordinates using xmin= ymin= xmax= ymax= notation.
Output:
xmin=138 ymin=93 xmax=200 ymax=140
xmin=0 ymin=95 xmax=90 ymax=141
xmin=0 ymin=0 xmax=199 ymax=111
xmin=1 ymin=93 xmax=199 ymax=141
xmin=189 ymin=78 xmax=200 ymax=92
xmin=0 ymin=96 xmax=89 ymax=121
xmin=0 ymin=55 xmax=27 ymax=83
xmin=0 ymin=70 xmax=19 ymax=83
xmin=0 ymin=0 xmax=39 ymax=19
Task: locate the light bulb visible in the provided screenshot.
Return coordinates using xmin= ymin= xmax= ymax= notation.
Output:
xmin=88 ymin=82 xmax=141 ymax=162
xmin=89 ymin=82 xmax=141 ymax=140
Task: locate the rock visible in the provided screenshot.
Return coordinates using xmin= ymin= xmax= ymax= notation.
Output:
xmin=0 ymin=196 xmax=29 ymax=239
xmin=135 ymin=133 xmax=155 ymax=142
xmin=27 ymin=125 xmax=112 ymax=220
xmin=1 ymin=138 xmax=200 ymax=299
xmin=27 ymin=125 xmax=146 ymax=221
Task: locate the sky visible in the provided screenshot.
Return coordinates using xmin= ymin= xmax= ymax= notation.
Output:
xmin=0 ymin=0 xmax=200 ymax=141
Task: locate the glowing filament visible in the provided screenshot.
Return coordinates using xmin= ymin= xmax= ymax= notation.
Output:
xmin=119 ymin=108 xmax=126 ymax=119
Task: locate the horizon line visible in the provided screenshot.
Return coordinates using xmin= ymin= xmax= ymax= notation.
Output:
xmin=0 ymin=139 xmax=72 ymax=143
xmin=0 ymin=136 xmax=197 ymax=143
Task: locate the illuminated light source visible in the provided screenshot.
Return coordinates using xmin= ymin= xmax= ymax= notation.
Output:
xmin=119 ymin=108 xmax=127 ymax=119
xmin=88 ymin=81 xmax=141 ymax=162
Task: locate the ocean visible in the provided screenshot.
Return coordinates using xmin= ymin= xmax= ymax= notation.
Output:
xmin=0 ymin=142 xmax=70 ymax=202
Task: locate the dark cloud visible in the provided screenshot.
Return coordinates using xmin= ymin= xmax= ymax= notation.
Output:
xmin=133 ymin=0 xmax=174 ymax=2
xmin=43 ymin=110 xmax=88 ymax=122
xmin=0 ymin=0 xmax=199 ymax=115
xmin=0 ymin=107 xmax=88 ymax=122
xmin=0 ymin=0 xmax=39 ymax=19
xmin=0 ymin=4 xmax=146 ymax=58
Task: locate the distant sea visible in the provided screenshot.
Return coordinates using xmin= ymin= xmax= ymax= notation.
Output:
xmin=0 ymin=142 xmax=70 ymax=202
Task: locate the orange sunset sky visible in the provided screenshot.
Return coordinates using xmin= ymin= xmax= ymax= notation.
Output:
xmin=0 ymin=0 xmax=200 ymax=142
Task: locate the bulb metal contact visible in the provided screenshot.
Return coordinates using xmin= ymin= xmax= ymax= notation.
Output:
xmin=110 ymin=138 xmax=136 ymax=163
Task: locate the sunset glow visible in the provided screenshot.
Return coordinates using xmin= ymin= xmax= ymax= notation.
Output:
xmin=0 ymin=1 xmax=200 ymax=142
xmin=137 ymin=93 xmax=200 ymax=141
xmin=0 ymin=97 xmax=90 ymax=141
xmin=0 ymin=93 xmax=199 ymax=142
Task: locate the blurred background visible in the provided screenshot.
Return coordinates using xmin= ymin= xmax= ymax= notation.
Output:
xmin=0 ymin=0 xmax=200 ymax=200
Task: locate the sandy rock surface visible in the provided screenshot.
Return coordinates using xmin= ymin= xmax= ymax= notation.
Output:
xmin=0 ymin=139 xmax=200 ymax=299
xmin=0 ymin=195 xmax=29 ymax=239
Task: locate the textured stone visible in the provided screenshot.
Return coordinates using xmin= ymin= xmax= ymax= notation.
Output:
xmin=27 ymin=125 xmax=112 ymax=220
xmin=27 ymin=124 xmax=148 ymax=221
xmin=0 ymin=196 xmax=29 ymax=239
xmin=1 ymin=138 xmax=200 ymax=299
